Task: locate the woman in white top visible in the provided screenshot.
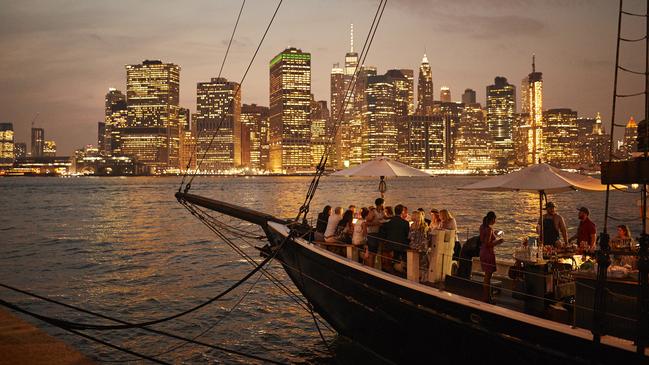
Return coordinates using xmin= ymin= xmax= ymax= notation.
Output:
xmin=324 ymin=207 xmax=344 ymax=243
xmin=352 ymin=207 xmax=369 ymax=246
xmin=440 ymin=209 xmax=460 ymax=258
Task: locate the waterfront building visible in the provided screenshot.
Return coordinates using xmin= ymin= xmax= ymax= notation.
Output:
xmin=311 ymin=98 xmax=330 ymax=168
xmin=43 ymin=140 xmax=56 ymax=157
xmin=440 ymin=86 xmax=451 ymax=103
xmin=124 ymin=60 xmax=181 ymax=171
xmin=14 ymin=142 xmax=27 ymax=159
xmin=330 ymin=63 xmax=352 ymax=169
xmin=619 ymin=116 xmax=638 ymax=160
xmin=396 ymin=115 xmax=445 ymax=169
xmin=486 ymin=76 xmax=516 ymax=168
xmin=454 ymin=104 xmax=497 ymax=170
xmin=363 ymin=74 xmax=397 ymax=161
xmin=98 ymin=122 xmax=106 ymax=154
xmin=348 ymin=66 xmax=376 ymax=167
xmin=416 ymin=54 xmax=434 ymax=116
xmin=386 ymin=69 xmax=414 ymax=117
xmin=73 ymin=144 xmax=144 ymax=175
xmin=543 ymin=108 xmax=580 ymax=168
xmin=462 ymin=89 xmax=476 ymax=105
xmin=13 ymin=156 xmax=72 ymax=175
xmin=0 ymin=123 xmax=14 ymax=167
xmin=179 ymin=128 xmax=196 ymax=171
xmin=103 ymin=88 xmax=127 ymax=155
xmin=331 ymin=27 xmax=360 ymax=169
xmin=269 ymin=48 xmax=312 ymax=172
xmin=241 ymin=104 xmax=270 ymax=170
xmin=195 ymin=77 xmax=242 ymax=171
xmin=513 ymin=113 xmax=530 ymax=166
xmin=576 ymin=113 xmax=610 ymax=169
xmin=433 ymin=101 xmax=464 ymax=166
xmin=31 ymin=127 xmax=44 ymax=158
xmin=523 ymin=56 xmax=544 ymax=164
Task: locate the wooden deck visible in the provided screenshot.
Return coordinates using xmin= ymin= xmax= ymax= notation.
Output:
xmin=0 ymin=308 xmax=94 ymax=365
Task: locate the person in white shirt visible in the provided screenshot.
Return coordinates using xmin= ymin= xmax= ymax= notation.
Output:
xmin=325 ymin=207 xmax=344 ymax=243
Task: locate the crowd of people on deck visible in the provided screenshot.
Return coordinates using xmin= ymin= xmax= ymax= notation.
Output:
xmin=314 ymin=198 xmax=461 ymax=280
xmin=314 ymin=196 xmax=642 ymax=304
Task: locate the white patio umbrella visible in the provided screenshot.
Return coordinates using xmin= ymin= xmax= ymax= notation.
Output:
xmin=331 ymin=156 xmax=431 ymax=198
xmin=459 ymin=163 xmax=620 ymax=244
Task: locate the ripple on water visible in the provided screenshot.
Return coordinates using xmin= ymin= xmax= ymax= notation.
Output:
xmin=0 ymin=176 xmax=641 ymax=363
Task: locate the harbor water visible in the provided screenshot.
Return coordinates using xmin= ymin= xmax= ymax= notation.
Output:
xmin=0 ymin=176 xmax=642 ymax=363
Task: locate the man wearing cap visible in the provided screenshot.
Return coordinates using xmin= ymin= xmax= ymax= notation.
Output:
xmin=570 ymin=207 xmax=597 ymax=251
xmin=537 ymin=202 xmax=568 ymax=247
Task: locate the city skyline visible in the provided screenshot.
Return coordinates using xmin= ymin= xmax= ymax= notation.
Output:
xmin=1 ymin=0 xmax=648 ymax=154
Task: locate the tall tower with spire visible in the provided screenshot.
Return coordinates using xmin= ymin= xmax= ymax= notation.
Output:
xmin=344 ymin=24 xmax=358 ymax=76
xmin=417 ymin=53 xmax=434 ymax=115
xmin=524 ymin=54 xmax=543 ymax=164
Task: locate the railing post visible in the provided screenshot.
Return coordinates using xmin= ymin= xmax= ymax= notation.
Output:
xmin=346 ymin=245 xmax=358 ymax=262
xmin=407 ymin=249 xmax=420 ymax=282
xmin=593 ymin=232 xmax=611 ymax=346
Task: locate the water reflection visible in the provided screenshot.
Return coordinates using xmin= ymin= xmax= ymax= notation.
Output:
xmin=0 ymin=176 xmax=641 ymax=363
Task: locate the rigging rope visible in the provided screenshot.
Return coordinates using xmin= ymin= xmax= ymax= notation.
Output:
xmin=295 ymin=0 xmax=388 ymax=224
xmin=179 ymin=0 xmax=247 ymax=190
xmin=0 ymin=244 xmax=278 ymax=331
xmin=184 ymin=0 xmax=283 ymax=191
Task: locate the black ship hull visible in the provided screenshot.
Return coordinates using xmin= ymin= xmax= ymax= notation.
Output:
xmin=265 ymin=222 xmax=645 ymax=364
xmin=175 ymin=193 xmax=647 ymax=365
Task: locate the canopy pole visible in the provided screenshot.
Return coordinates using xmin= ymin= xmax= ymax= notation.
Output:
xmin=379 ymin=176 xmax=387 ymax=199
xmin=539 ymin=191 xmax=544 ymax=245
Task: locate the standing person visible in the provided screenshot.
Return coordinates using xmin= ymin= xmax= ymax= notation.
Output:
xmin=569 ymin=207 xmax=597 ymax=252
xmin=429 ymin=208 xmax=442 ymax=230
xmin=365 ymin=198 xmax=386 ymax=268
xmin=409 ymin=210 xmax=430 ymax=282
xmin=480 ymin=211 xmax=503 ymax=303
xmin=353 ymin=208 xmax=370 ymax=261
xmin=384 ymin=206 xmax=394 ymax=219
xmin=439 ymin=209 xmax=460 ymax=260
xmin=324 ymin=207 xmax=343 ymax=243
xmin=314 ymin=205 xmax=331 ymax=241
xmin=536 ymin=202 xmax=568 ymax=247
xmin=418 ymin=208 xmax=431 ymax=225
xmin=381 ymin=204 xmax=410 ymax=275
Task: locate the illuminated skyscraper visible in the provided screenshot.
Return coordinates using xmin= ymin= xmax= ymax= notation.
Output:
xmin=43 ymin=140 xmax=56 ymax=157
xmin=396 ymin=115 xmax=445 ymax=168
xmin=524 ymin=56 xmax=543 ymax=164
xmin=0 ymin=123 xmax=14 ymax=166
xmin=269 ymin=48 xmax=312 ymax=172
xmin=241 ymin=103 xmax=270 ymax=170
xmin=454 ymin=104 xmax=496 ymax=170
xmin=386 ymin=69 xmax=414 ymax=117
xmin=31 ymin=127 xmax=44 ymax=157
xmin=462 ymin=89 xmax=476 ymax=105
xmin=195 ymin=77 xmax=242 ymax=171
xmin=178 ymin=108 xmax=195 ymax=171
xmin=363 ymin=74 xmax=397 ymax=160
xmin=344 ymin=24 xmax=358 ymax=77
xmin=331 ymin=64 xmax=352 ymax=169
xmin=619 ymin=116 xmax=638 ymax=159
xmin=14 ymin=142 xmax=26 ymax=159
xmin=311 ymin=98 xmax=330 ymax=167
xmin=103 ymin=88 xmax=127 ymax=155
xmin=434 ymin=101 xmax=464 ymax=165
xmin=123 ymin=60 xmax=181 ymax=171
xmin=543 ymin=108 xmax=579 ymax=168
xmin=440 ymin=86 xmax=451 ymax=103
xmin=486 ymin=76 xmax=516 ymax=167
xmin=416 ymin=54 xmax=434 ymax=115
xmin=331 ymin=27 xmax=360 ymax=169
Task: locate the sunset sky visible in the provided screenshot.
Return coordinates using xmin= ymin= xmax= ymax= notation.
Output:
xmin=1 ymin=0 xmax=647 ymax=154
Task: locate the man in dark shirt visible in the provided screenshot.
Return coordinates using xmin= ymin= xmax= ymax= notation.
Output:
xmin=570 ymin=206 xmax=597 ymax=251
xmin=380 ymin=204 xmax=410 ymax=274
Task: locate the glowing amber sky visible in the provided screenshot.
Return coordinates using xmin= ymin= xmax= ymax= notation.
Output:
xmin=0 ymin=0 xmax=647 ymax=154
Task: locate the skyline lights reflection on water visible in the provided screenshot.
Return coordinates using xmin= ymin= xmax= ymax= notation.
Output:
xmin=0 ymin=176 xmax=640 ymax=363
